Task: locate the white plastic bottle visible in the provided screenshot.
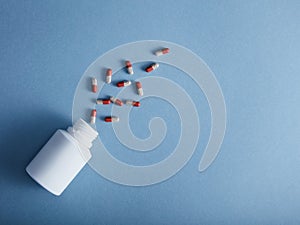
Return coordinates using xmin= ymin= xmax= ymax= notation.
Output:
xmin=26 ymin=118 xmax=98 ymax=196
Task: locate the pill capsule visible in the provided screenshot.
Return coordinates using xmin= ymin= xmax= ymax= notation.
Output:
xmin=136 ymin=81 xmax=143 ymax=96
xmin=145 ymin=63 xmax=159 ymax=73
xmin=90 ymin=109 xmax=97 ymax=124
xmin=117 ymin=80 xmax=131 ymax=87
xmin=96 ymin=99 xmax=111 ymax=105
xmin=155 ymin=48 xmax=170 ymax=56
xmin=125 ymin=61 xmax=134 ymax=74
xmin=106 ymin=68 xmax=112 ymax=84
xmin=110 ymin=96 xmax=123 ymax=106
xmin=104 ymin=116 xmax=119 ymax=123
xmin=91 ymin=77 xmax=98 ymax=93
xmin=126 ymin=100 xmax=140 ymax=107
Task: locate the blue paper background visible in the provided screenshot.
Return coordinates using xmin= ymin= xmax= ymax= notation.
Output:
xmin=1 ymin=1 xmax=300 ymax=224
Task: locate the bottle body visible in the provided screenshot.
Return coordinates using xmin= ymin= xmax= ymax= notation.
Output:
xmin=26 ymin=119 xmax=98 ymax=196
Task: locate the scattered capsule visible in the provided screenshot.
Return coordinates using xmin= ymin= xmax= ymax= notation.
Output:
xmin=110 ymin=96 xmax=123 ymax=106
xmin=155 ymin=48 xmax=170 ymax=56
xmin=104 ymin=116 xmax=119 ymax=123
xmin=96 ymin=99 xmax=111 ymax=105
xmin=126 ymin=100 xmax=140 ymax=107
xmin=145 ymin=63 xmax=159 ymax=73
xmin=136 ymin=81 xmax=143 ymax=96
xmin=117 ymin=80 xmax=131 ymax=87
xmin=90 ymin=109 xmax=97 ymax=124
xmin=106 ymin=68 xmax=112 ymax=84
xmin=125 ymin=60 xmax=134 ymax=74
xmin=91 ymin=77 xmax=98 ymax=93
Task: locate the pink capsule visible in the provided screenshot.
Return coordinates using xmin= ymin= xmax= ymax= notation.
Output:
xmin=110 ymin=96 xmax=123 ymax=106
xmin=126 ymin=100 xmax=140 ymax=107
xmin=106 ymin=68 xmax=112 ymax=84
xmin=104 ymin=116 xmax=119 ymax=123
xmin=136 ymin=81 xmax=143 ymax=96
xmin=155 ymin=48 xmax=170 ymax=56
xmin=145 ymin=63 xmax=159 ymax=73
xmin=117 ymin=80 xmax=131 ymax=87
xmin=90 ymin=109 xmax=97 ymax=124
xmin=125 ymin=60 xmax=134 ymax=74
xmin=91 ymin=77 xmax=97 ymax=93
xmin=96 ymin=99 xmax=111 ymax=105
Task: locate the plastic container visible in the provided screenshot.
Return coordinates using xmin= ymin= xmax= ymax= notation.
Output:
xmin=26 ymin=119 xmax=98 ymax=196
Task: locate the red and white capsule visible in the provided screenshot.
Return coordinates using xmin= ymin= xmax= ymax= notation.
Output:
xmin=110 ymin=96 xmax=123 ymax=106
xmin=104 ymin=116 xmax=119 ymax=123
xmin=126 ymin=100 xmax=140 ymax=107
xmin=136 ymin=81 xmax=143 ymax=96
xmin=91 ymin=77 xmax=98 ymax=93
xmin=96 ymin=98 xmax=111 ymax=105
xmin=106 ymin=68 xmax=112 ymax=84
xmin=90 ymin=109 xmax=97 ymax=124
xmin=125 ymin=61 xmax=134 ymax=74
xmin=117 ymin=80 xmax=131 ymax=87
xmin=155 ymin=48 xmax=170 ymax=56
xmin=145 ymin=63 xmax=159 ymax=73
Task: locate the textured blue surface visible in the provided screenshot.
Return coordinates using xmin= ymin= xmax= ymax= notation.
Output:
xmin=0 ymin=1 xmax=300 ymax=224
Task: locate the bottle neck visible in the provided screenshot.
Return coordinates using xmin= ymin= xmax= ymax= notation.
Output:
xmin=67 ymin=119 xmax=98 ymax=159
